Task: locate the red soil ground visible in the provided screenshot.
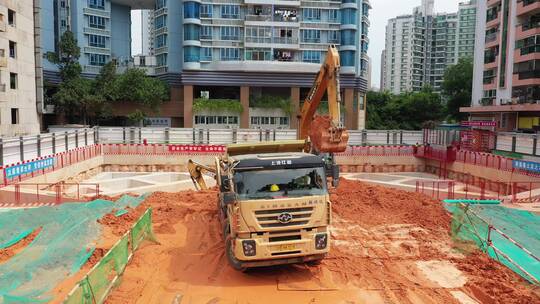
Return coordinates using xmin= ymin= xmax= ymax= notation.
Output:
xmin=55 ymin=179 xmax=540 ymax=303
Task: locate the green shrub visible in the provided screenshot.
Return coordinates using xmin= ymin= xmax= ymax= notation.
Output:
xmin=193 ymin=98 xmax=243 ymax=114
xmin=250 ymin=96 xmax=293 ymax=115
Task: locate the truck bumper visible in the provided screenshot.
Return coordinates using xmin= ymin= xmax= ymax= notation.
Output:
xmin=233 ymin=229 xmax=329 ymax=267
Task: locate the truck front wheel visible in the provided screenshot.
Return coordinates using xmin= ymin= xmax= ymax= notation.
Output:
xmin=225 ymin=236 xmax=248 ymax=272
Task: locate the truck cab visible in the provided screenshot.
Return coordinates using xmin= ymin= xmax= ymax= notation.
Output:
xmin=219 ymin=152 xmax=331 ymax=270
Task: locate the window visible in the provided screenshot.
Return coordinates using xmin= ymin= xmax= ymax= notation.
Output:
xmin=340 ymin=50 xmax=355 ymax=67
xmin=302 ymin=50 xmax=321 ymax=63
xmin=201 ymin=26 xmax=212 ymax=39
xmin=88 ymin=35 xmax=106 ymax=48
xmin=302 ymin=8 xmax=321 ymax=21
xmin=279 ymin=117 xmax=289 ymax=125
xmin=201 ymin=47 xmax=212 ymax=61
xmin=9 ymin=73 xmax=17 ymax=89
xmin=11 ymin=108 xmax=19 ymax=125
xmin=301 ymin=29 xmax=320 ymax=43
xmin=200 ymin=4 xmax=212 ymax=18
xmin=341 ymin=8 xmax=357 ymax=25
xmin=183 ymin=2 xmax=200 ymax=19
xmin=184 ymin=46 xmax=200 ymax=62
xmin=9 ymin=41 xmax=16 ymax=58
xmin=155 ymin=15 xmax=167 ymax=29
xmin=156 ymin=34 xmax=167 ymax=48
xmin=340 ymin=29 xmax=356 ymax=46
xmin=220 ymin=48 xmax=240 ymax=61
xmin=328 ymin=30 xmax=339 ymax=43
xmin=184 ymin=24 xmax=200 ymax=41
xmin=220 ymin=26 xmax=240 ymax=40
xmin=157 ymin=53 xmax=167 ymax=66
xmin=245 ymin=26 xmax=271 ymax=43
xmin=221 ymin=5 xmax=239 ymax=19
xmin=329 ymin=9 xmax=339 ymax=22
xmin=245 ymin=48 xmax=271 ymax=61
xmin=7 ymin=9 xmax=15 ymax=26
xmin=61 ymin=1 xmax=66 ymax=8
xmin=61 ymin=20 xmax=67 ymax=27
xmin=89 ymin=53 xmax=107 ymax=66
xmin=88 ymin=0 xmax=105 ymax=9
xmin=89 ymin=15 xmax=106 ymax=29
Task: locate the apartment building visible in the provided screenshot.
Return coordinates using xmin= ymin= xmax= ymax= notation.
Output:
xmin=464 ymin=0 xmax=540 ymax=132
xmin=0 ymin=0 xmax=40 ymax=136
xmin=151 ymin=0 xmax=371 ymax=129
xmin=35 ymin=0 xmax=370 ymax=130
xmin=36 ymin=0 xmax=152 ymax=81
xmin=381 ymin=0 xmax=477 ymax=94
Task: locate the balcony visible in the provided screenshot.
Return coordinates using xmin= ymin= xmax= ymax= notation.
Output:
xmin=244 ymin=0 xmax=300 ymax=6
xmin=513 ymin=72 xmax=540 ymax=86
xmin=517 ymin=0 xmax=540 ymax=16
xmin=480 ymin=97 xmax=496 ymax=106
xmin=486 ymin=12 xmax=501 ymax=28
xmin=516 ymin=20 xmax=540 ymax=40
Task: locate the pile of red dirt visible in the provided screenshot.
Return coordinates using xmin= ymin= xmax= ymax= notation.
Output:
xmin=330 ymin=178 xmax=451 ymax=231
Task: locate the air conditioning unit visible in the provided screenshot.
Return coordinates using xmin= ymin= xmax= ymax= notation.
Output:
xmin=43 ymin=105 xmax=55 ymax=114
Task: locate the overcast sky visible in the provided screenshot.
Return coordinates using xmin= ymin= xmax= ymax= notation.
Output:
xmin=131 ymin=0 xmax=464 ymax=88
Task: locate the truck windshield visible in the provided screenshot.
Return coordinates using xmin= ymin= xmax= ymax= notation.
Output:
xmin=234 ymin=167 xmax=327 ymax=200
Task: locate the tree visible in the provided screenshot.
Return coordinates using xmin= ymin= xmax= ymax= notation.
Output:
xmin=113 ymin=68 xmax=169 ymax=110
xmin=365 ymin=87 xmax=445 ymax=130
xmin=442 ymin=57 xmax=473 ymax=122
xmin=45 ymin=31 xmax=82 ymax=81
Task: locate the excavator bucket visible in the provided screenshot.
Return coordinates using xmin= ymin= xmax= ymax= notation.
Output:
xmin=308 ymin=115 xmax=349 ymax=153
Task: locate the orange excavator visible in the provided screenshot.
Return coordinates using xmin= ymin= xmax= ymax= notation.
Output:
xmin=297 ymin=45 xmax=349 ymax=154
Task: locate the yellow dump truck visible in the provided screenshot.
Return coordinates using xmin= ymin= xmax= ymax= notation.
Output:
xmin=189 ymin=141 xmax=333 ymax=270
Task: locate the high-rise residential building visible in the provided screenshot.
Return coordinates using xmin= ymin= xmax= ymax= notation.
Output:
xmin=140 ymin=9 xmax=154 ymax=55
xmin=463 ymin=0 xmax=540 ymax=132
xmin=36 ymin=0 xmax=154 ymax=81
xmin=381 ymin=0 xmax=477 ymax=94
xmin=152 ymin=0 xmax=371 ymax=129
xmin=0 ymin=0 xmax=40 ymax=136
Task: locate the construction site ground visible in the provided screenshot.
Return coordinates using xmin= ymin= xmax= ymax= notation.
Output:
xmin=50 ymin=178 xmax=540 ymax=304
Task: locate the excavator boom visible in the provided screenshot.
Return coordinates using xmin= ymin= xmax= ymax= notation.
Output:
xmin=297 ymin=45 xmax=349 ymax=153
xmin=187 ymin=159 xmax=216 ymax=190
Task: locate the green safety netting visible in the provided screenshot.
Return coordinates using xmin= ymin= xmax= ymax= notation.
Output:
xmin=0 ymin=194 xmax=147 ymax=303
xmin=446 ymin=203 xmax=540 ymax=284
xmin=63 ymin=209 xmax=154 ymax=304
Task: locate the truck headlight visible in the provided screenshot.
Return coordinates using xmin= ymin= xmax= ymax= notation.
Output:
xmin=242 ymin=240 xmax=256 ymax=256
xmin=315 ymin=233 xmax=327 ymax=250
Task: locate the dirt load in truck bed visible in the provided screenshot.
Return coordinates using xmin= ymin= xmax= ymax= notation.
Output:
xmin=101 ymin=179 xmax=539 ymax=304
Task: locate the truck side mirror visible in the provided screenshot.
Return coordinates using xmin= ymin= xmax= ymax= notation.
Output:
xmin=222 ymin=192 xmax=236 ymax=205
xmin=331 ymin=164 xmax=340 ymax=188
xmin=220 ymin=175 xmax=231 ymax=192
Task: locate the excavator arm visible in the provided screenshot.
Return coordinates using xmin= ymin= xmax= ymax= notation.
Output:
xmin=187 ymin=159 xmax=216 ymax=191
xmin=297 ymin=45 xmax=349 ymax=153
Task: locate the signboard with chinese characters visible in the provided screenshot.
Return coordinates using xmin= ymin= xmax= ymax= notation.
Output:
xmin=513 ymin=160 xmax=540 ymax=173
xmin=461 ymin=121 xmax=497 ymax=127
xmin=144 ymin=117 xmax=171 ymax=127
xmin=168 ymin=145 xmax=226 ymax=153
xmin=5 ymin=157 xmax=54 ymax=179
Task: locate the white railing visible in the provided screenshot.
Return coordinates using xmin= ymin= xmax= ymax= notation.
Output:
xmin=0 ymin=128 xmax=96 ymax=167
xmin=0 ymin=127 xmax=424 ymax=167
xmin=94 ymin=127 xmax=423 ymax=146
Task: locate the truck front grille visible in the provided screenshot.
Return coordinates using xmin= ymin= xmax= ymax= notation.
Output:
xmin=254 ymin=207 xmax=314 ymax=228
